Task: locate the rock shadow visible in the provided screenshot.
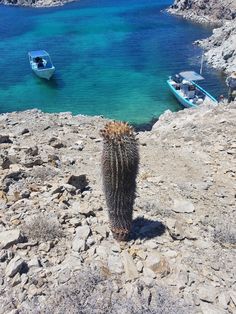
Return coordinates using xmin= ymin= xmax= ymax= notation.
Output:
xmin=130 ymin=217 xmax=166 ymax=240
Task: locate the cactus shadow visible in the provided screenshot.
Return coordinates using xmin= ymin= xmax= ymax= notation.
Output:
xmin=131 ymin=217 xmax=166 ymax=240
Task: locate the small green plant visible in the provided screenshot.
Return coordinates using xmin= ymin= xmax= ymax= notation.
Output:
xmin=100 ymin=122 xmax=139 ymax=241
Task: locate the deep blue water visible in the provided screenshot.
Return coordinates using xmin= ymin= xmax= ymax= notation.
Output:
xmin=0 ymin=0 xmax=226 ymax=124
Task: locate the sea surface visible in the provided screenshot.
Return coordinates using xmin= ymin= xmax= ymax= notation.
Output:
xmin=0 ymin=0 xmax=227 ymax=125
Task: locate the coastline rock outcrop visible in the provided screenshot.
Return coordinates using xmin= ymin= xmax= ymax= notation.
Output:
xmin=168 ymin=0 xmax=236 ymax=74
xmin=168 ymin=0 xmax=236 ymax=25
xmin=0 ymin=0 xmax=75 ymax=7
xmin=198 ymin=20 xmax=236 ymax=74
xmin=0 ymin=103 xmax=235 ymax=313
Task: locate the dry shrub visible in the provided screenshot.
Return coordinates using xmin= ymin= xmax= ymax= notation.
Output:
xmin=213 ymin=222 xmax=236 ymax=246
xmin=23 ymin=213 xmax=62 ymax=242
xmin=21 ymin=267 xmax=192 ymax=314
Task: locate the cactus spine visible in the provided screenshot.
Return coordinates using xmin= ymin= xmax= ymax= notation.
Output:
xmin=100 ymin=121 xmax=139 ymax=241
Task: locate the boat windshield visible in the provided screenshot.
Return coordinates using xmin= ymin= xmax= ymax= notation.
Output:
xmin=179 ymin=71 xmax=204 ymax=81
xmin=33 ymin=55 xmax=52 ymax=68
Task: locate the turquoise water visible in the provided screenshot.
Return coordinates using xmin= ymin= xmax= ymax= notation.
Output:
xmin=0 ymin=0 xmax=226 ymax=124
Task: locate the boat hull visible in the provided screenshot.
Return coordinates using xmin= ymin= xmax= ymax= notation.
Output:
xmin=167 ymin=79 xmax=217 ymax=108
xmin=33 ymin=67 xmax=55 ymax=80
xmin=167 ymin=80 xmax=197 ymax=108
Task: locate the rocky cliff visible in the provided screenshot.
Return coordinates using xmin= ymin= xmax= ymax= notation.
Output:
xmin=168 ymin=0 xmax=236 ymax=25
xmin=0 ymin=102 xmax=236 ymax=313
xmin=168 ymin=0 xmax=236 ymax=74
xmin=0 ymin=0 xmax=74 ymax=7
xmin=198 ymin=20 xmax=236 ymax=74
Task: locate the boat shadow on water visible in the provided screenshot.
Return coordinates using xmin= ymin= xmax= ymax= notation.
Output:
xmin=35 ymin=74 xmax=65 ymax=89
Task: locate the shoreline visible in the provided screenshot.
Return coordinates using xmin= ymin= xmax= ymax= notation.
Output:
xmin=0 ymin=0 xmax=76 ymax=8
xmin=167 ymin=0 xmax=236 ymax=75
xmin=0 ymin=108 xmax=160 ymax=132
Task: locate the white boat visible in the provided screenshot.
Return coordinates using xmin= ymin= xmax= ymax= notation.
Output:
xmin=28 ymin=50 xmax=55 ymax=80
xmin=167 ymin=71 xmax=217 ymax=108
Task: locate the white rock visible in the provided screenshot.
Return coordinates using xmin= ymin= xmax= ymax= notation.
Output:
xmin=96 ymin=245 xmax=108 ymax=259
xmin=72 ymin=201 xmax=95 ymax=217
xmin=136 ymin=261 xmax=144 ymax=272
xmin=111 ymin=244 xmax=121 ymax=253
xmin=61 ymin=254 xmax=82 ymax=270
xmin=72 ymin=239 xmax=87 ymax=252
xmin=145 ymin=252 xmax=161 ymax=272
xmin=0 ymin=229 xmax=22 ymax=249
xmin=121 ymin=251 xmax=139 ymax=281
xmin=107 ymin=254 xmax=123 ymax=274
xmin=5 ymin=256 xmax=26 ymax=278
xmin=230 ymin=290 xmax=236 ymax=306
xmin=74 ymin=225 xmax=91 ymax=240
xmin=94 ymin=225 xmax=108 ymax=238
xmin=143 ymin=267 xmax=156 ymax=279
xmin=218 ymin=292 xmax=229 ymax=309
xmin=172 ymin=199 xmax=195 ymax=213
xmin=200 ymin=302 xmax=227 ymax=314
xmin=28 ymin=257 xmax=41 ymax=270
xmin=177 ymin=270 xmax=189 ymax=290
xmin=198 ymin=285 xmax=218 ymax=303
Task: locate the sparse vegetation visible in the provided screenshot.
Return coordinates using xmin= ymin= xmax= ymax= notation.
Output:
xmin=23 ymin=268 xmax=192 ymax=314
xmin=213 ymin=222 xmax=236 ymax=246
xmin=23 ymin=213 xmax=62 ymax=242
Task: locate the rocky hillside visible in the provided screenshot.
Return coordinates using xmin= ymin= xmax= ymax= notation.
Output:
xmin=168 ymin=0 xmax=236 ymax=25
xmin=168 ymin=0 xmax=236 ymax=74
xmin=198 ymin=20 xmax=236 ymax=74
xmin=0 ymin=103 xmax=236 ymax=313
xmin=0 ymin=0 xmax=74 ymax=7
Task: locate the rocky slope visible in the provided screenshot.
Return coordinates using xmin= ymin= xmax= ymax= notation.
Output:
xmin=168 ymin=0 xmax=236 ymax=74
xmin=168 ymin=0 xmax=236 ymax=25
xmin=0 ymin=102 xmax=236 ymax=313
xmin=198 ymin=20 xmax=236 ymax=74
xmin=0 ymin=0 xmax=74 ymax=7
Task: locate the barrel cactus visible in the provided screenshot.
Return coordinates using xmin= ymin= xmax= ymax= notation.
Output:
xmin=100 ymin=121 xmax=139 ymax=241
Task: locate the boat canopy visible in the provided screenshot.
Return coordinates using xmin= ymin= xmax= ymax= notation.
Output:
xmin=179 ymin=71 xmax=204 ymax=81
xmin=28 ymin=50 xmax=49 ymax=58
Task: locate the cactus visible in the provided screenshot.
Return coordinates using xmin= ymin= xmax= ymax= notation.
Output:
xmin=100 ymin=121 xmax=139 ymax=241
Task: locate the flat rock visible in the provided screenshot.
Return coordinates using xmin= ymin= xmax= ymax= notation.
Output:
xmin=166 ymin=218 xmax=185 ymax=240
xmin=73 ymin=201 xmax=95 ymax=217
xmin=28 ymin=257 xmax=41 ymax=270
xmin=72 ymin=239 xmax=87 ymax=252
xmin=176 ymin=270 xmax=189 ymax=290
xmin=198 ymin=285 xmax=218 ymax=303
xmin=218 ymin=292 xmax=230 ymax=309
xmin=58 ymin=268 xmax=71 ymax=284
xmin=74 ymin=225 xmax=91 ymax=240
xmin=0 ymin=229 xmax=22 ymax=249
xmin=121 ymin=251 xmax=139 ymax=281
xmin=145 ymin=252 xmax=161 ymax=271
xmin=230 ymin=290 xmax=236 ymax=306
xmin=107 ymin=254 xmax=123 ymax=274
xmin=96 ymin=245 xmax=108 ymax=259
xmin=94 ymin=225 xmax=108 ymax=238
xmin=172 ymin=199 xmax=195 ymax=213
xmin=200 ymin=302 xmax=227 ymax=314
xmin=5 ymin=256 xmax=27 ymax=278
